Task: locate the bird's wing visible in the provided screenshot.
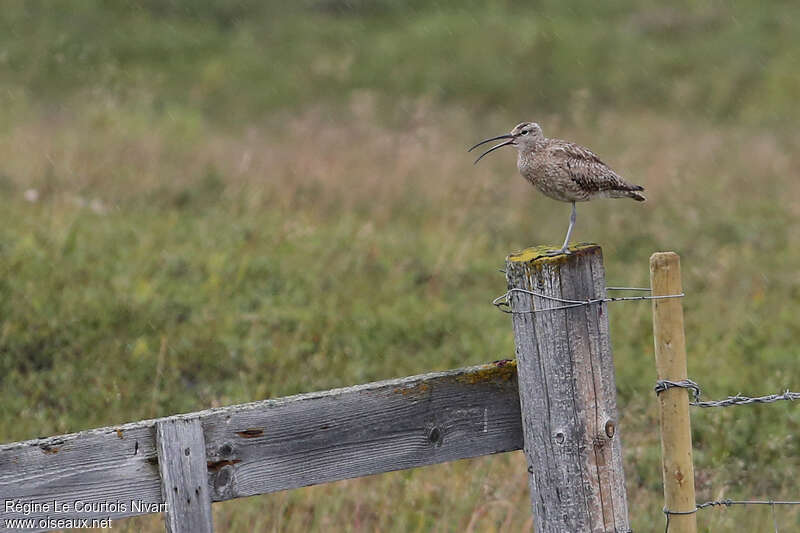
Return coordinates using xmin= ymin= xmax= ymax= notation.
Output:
xmin=547 ymin=141 xmax=642 ymax=193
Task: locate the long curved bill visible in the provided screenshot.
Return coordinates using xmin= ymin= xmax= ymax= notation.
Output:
xmin=468 ymin=134 xmax=515 ymax=164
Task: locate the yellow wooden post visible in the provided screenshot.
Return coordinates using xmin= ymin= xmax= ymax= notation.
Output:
xmin=650 ymin=252 xmax=697 ymax=533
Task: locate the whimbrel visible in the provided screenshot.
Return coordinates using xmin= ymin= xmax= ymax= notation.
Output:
xmin=470 ymin=122 xmax=645 ymax=255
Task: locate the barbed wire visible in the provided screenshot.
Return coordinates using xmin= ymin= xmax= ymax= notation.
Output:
xmin=656 ymin=381 xmax=800 ymax=531
xmin=654 ymin=379 xmax=702 ymax=402
xmin=492 ymin=286 xmax=684 ymax=314
xmin=654 ymin=379 xmax=800 ymax=408
xmin=664 ymin=499 xmax=800 ymax=533
xmin=495 ymin=280 xmax=800 ymax=531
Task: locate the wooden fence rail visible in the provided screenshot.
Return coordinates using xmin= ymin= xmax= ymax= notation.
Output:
xmin=1 ymin=244 xmax=633 ymax=532
xmin=1 ymin=361 xmax=522 ymax=531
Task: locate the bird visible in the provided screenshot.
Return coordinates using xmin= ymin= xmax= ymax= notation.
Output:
xmin=469 ymin=122 xmax=645 ymax=255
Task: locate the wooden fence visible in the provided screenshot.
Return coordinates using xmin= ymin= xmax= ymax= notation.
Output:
xmin=0 ymin=362 xmax=522 ymax=531
xmin=1 ymin=244 xmax=635 ymax=532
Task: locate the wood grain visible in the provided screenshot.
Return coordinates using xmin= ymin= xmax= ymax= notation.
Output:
xmin=506 ymin=244 xmax=630 ymax=533
xmin=0 ymin=362 xmax=521 ymax=529
xmin=650 ymin=252 xmax=697 ymax=533
xmin=156 ymin=418 xmax=213 ymax=533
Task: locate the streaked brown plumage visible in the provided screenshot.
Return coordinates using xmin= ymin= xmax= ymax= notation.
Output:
xmin=469 ymin=121 xmax=645 ymax=254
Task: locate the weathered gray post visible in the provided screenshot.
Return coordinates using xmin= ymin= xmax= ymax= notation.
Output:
xmin=155 ymin=418 xmax=214 ymax=533
xmin=505 ymin=244 xmax=629 ymax=532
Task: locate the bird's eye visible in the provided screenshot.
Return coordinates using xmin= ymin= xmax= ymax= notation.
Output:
xmin=521 ymin=130 xmax=529 ymax=135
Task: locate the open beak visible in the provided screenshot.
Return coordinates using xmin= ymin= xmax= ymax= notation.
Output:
xmin=468 ymin=134 xmax=515 ymax=164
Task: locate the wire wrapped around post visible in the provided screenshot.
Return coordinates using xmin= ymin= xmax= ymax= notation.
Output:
xmin=504 ymin=244 xmax=630 ymax=532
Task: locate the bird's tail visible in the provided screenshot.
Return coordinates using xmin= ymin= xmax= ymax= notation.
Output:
xmin=627 ymin=189 xmax=646 ymax=202
xmin=622 ymin=183 xmax=646 ymax=201
xmin=609 ymin=186 xmax=646 ymax=201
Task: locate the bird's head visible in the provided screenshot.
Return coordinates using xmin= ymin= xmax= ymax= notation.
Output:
xmin=469 ymin=122 xmax=544 ymax=164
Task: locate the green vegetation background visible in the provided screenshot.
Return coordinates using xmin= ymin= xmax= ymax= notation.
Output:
xmin=1 ymin=1 xmax=799 ymax=531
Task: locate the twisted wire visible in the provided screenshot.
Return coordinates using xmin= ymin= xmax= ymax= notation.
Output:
xmin=664 ymin=499 xmax=800 ymax=532
xmin=492 ymin=287 xmax=683 ymax=314
xmin=654 ymin=379 xmax=800 ymax=408
xmin=656 ymin=383 xmax=800 ymax=531
xmin=495 ymin=280 xmax=800 ymax=531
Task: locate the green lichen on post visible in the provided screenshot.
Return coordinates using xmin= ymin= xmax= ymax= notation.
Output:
xmin=507 ymin=243 xmax=599 ymax=269
xmin=453 ymin=360 xmax=517 ymax=386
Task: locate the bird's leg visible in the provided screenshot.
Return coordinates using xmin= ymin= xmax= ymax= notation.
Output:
xmin=562 ymin=202 xmax=577 ymax=251
xmin=546 ymin=202 xmax=576 ymax=256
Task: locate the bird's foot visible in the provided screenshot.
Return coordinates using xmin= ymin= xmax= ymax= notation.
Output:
xmin=544 ymin=248 xmax=571 ymax=257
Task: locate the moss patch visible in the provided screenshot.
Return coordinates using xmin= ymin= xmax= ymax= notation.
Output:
xmin=453 ymin=360 xmax=517 ymax=386
xmin=507 ymin=243 xmax=599 ymax=267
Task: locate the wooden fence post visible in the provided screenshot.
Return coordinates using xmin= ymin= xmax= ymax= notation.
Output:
xmin=650 ymin=252 xmax=696 ymax=533
xmin=505 ymin=245 xmax=630 ymax=533
xmin=155 ymin=418 xmax=214 ymax=533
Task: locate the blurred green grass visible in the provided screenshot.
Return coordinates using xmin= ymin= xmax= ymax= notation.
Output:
xmin=1 ymin=2 xmax=800 ymax=532
xmin=2 ymin=0 xmax=800 ymax=124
